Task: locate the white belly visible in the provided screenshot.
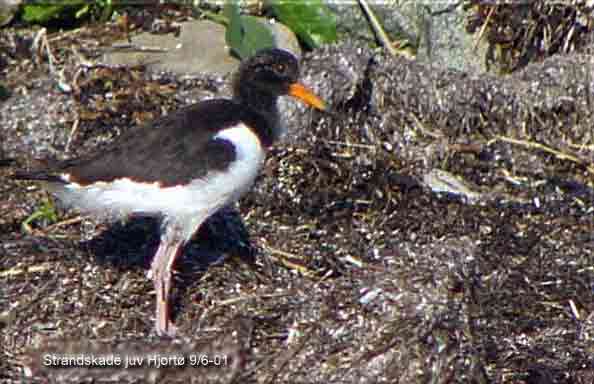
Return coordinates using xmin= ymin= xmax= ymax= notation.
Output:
xmin=52 ymin=124 xmax=266 ymax=234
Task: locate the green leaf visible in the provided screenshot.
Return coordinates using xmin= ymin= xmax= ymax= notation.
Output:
xmin=22 ymin=0 xmax=90 ymax=24
xmin=75 ymin=4 xmax=90 ymax=19
xmin=269 ymin=0 xmax=337 ymax=49
xmin=224 ymin=0 xmax=275 ymax=60
xmin=224 ymin=1 xmax=244 ymax=58
xmin=99 ymin=0 xmax=114 ymax=22
xmin=22 ymin=0 xmax=109 ymax=24
xmin=238 ymin=15 xmax=275 ymax=57
xmin=22 ymin=199 xmax=58 ymax=232
xmin=22 ymin=4 xmax=67 ymax=24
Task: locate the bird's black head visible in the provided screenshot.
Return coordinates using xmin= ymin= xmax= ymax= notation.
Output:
xmin=234 ymin=48 xmax=325 ymax=111
xmin=239 ymin=48 xmax=299 ymax=95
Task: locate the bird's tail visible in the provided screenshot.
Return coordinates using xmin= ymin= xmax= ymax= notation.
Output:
xmin=0 ymin=158 xmax=16 ymax=167
xmin=11 ymin=170 xmax=65 ymax=183
xmin=2 ymin=157 xmax=66 ymax=183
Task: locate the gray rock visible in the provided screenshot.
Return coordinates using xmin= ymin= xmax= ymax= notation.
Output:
xmin=103 ymin=19 xmax=300 ymax=77
xmin=328 ymin=1 xmax=486 ymax=73
xmin=0 ymin=0 xmax=21 ymax=27
xmin=103 ymin=20 xmax=237 ymax=76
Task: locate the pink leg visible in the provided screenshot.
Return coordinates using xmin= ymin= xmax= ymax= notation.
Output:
xmin=150 ymin=238 xmax=184 ymax=337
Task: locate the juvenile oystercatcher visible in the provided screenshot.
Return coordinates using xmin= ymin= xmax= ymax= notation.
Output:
xmin=13 ymin=48 xmax=325 ymax=336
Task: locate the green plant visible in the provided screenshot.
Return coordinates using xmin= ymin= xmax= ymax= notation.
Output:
xmin=268 ymin=0 xmax=337 ymax=49
xmin=22 ymin=0 xmax=114 ymax=25
xmin=22 ymin=198 xmax=58 ymax=232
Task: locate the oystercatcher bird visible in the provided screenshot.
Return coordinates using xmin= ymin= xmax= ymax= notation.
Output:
xmin=13 ymin=48 xmax=325 ymax=336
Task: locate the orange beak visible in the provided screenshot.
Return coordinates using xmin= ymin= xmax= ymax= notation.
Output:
xmin=288 ymin=83 xmax=326 ymax=111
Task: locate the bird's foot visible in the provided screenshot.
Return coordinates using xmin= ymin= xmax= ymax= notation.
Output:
xmin=154 ymin=320 xmax=178 ymax=338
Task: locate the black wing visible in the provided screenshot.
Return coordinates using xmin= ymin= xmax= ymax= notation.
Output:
xmin=15 ymin=99 xmax=272 ymax=187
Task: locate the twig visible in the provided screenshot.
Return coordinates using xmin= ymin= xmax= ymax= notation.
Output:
xmin=109 ymin=43 xmax=169 ymax=53
xmin=358 ymin=0 xmax=399 ymax=58
xmin=409 ymin=112 xmax=444 ymax=139
xmin=45 ymin=215 xmax=84 ymax=231
xmin=318 ymin=139 xmax=376 ymax=150
xmin=32 ymin=28 xmax=59 ymax=74
xmin=65 ymin=117 xmax=80 ymax=154
xmin=491 ymin=135 xmax=594 ymax=175
xmin=473 ymin=5 xmax=496 ymax=51
xmin=215 ymin=292 xmax=292 ymax=307
xmin=0 ymin=262 xmax=53 ymax=278
xmin=263 ymin=245 xmax=317 ymax=277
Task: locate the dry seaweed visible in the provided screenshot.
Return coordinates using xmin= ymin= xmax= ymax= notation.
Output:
xmin=2 ymin=9 xmax=594 ymax=384
xmin=465 ymin=0 xmax=594 ymax=73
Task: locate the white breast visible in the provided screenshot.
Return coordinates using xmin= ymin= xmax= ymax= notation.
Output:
xmin=51 ymin=124 xmax=266 ymax=238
